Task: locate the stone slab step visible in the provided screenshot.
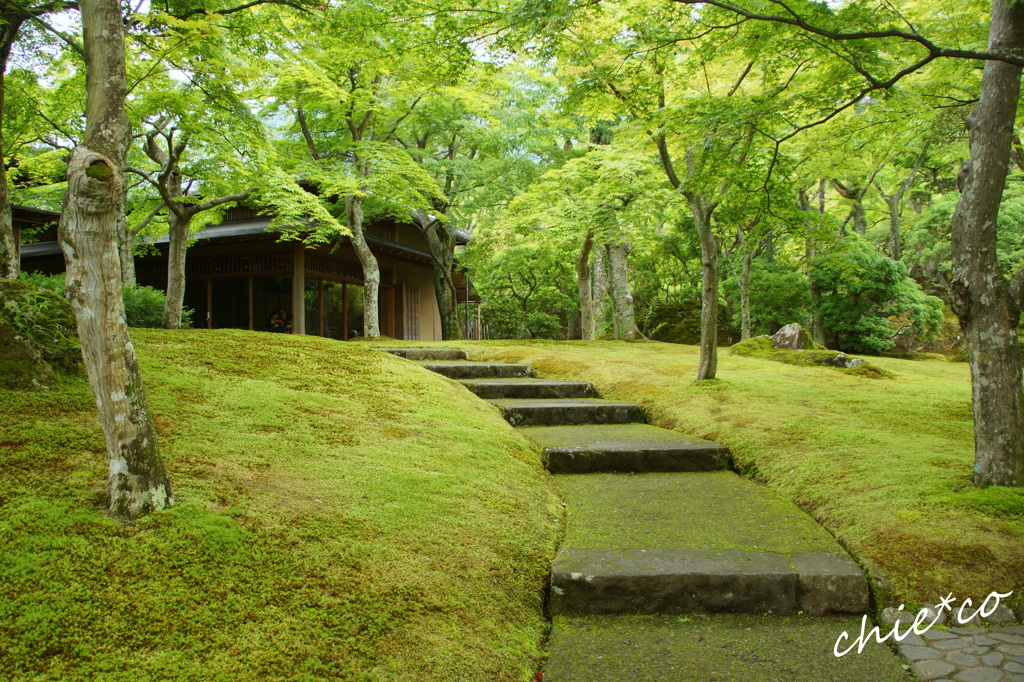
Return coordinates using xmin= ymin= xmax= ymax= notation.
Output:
xmin=517 ymin=423 xmax=730 ymax=473
xmin=460 ymin=378 xmax=595 ymax=400
xmin=543 ymin=614 xmax=912 ymax=681
xmin=551 ymin=472 xmax=867 ymax=616
xmin=376 ymin=347 xmax=468 ymax=361
xmin=489 ymin=398 xmax=645 ymax=427
xmin=418 ymin=361 xmax=534 ymax=379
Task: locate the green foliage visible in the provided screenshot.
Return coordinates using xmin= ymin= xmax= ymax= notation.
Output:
xmin=4 ymin=277 xmax=80 ymax=373
xmin=722 ymin=260 xmax=810 ymax=336
xmin=811 ymin=237 xmax=943 ymax=354
xmin=21 ymin=272 xmax=190 ymax=329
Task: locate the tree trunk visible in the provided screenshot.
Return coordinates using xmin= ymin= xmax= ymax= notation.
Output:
xmin=740 ymin=251 xmax=753 ymax=341
xmin=0 ymin=68 xmax=17 ymax=280
xmin=593 ymin=247 xmax=609 ymax=337
xmin=851 ymin=203 xmax=867 ymax=234
xmin=418 ymin=215 xmax=463 ymax=340
xmin=577 ymin=229 xmax=595 ymax=340
xmin=950 ymin=0 xmax=1024 ymax=487
xmin=58 ymin=0 xmax=171 ymax=517
xmin=690 ymin=199 xmax=719 ymax=381
xmin=117 ymin=181 xmax=136 ymax=285
xmin=162 ymin=211 xmax=190 ymax=328
xmin=886 ymin=196 xmax=902 ymax=261
xmin=606 ymin=238 xmax=635 ymax=340
xmin=345 ymin=194 xmax=380 ymax=338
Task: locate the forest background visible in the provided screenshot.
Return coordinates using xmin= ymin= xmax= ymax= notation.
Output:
xmin=3 ymin=0 xmax=1024 ymax=512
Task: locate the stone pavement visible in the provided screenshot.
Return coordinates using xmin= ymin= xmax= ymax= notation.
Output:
xmin=379 ymin=347 xmax=912 ymax=680
xmin=897 ymin=625 xmax=1024 ymax=681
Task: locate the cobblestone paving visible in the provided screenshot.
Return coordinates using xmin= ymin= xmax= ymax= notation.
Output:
xmin=898 ymin=625 xmax=1024 ymax=681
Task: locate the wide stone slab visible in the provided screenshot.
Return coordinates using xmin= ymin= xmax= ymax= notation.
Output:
xmin=460 ymin=378 xmax=595 ymax=400
xmin=552 ymin=472 xmax=867 ymax=615
xmin=490 ymin=398 xmax=646 ymax=427
xmin=544 ymin=614 xmax=912 ymax=681
xmin=418 ymin=361 xmax=534 ymax=379
xmin=518 ymin=423 xmax=730 ymax=473
xmin=376 ymin=347 xmax=468 ymax=361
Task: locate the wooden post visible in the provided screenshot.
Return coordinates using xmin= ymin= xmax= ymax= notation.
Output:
xmin=247 ymin=276 xmax=253 ymax=331
xmin=206 ymin=279 xmax=212 ymax=329
xmin=291 ymin=243 xmax=305 ymax=334
xmin=317 ymin=278 xmax=324 ymax=336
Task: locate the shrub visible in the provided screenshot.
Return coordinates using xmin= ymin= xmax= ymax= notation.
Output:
xmin=21 ymin=272 xmax=191 ymax=328
xmin=810 ymin=236 xmax=943 ymax=354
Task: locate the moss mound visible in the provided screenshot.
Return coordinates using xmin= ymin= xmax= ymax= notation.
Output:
xmin=0 ymin=329 xmax=561 ymax=681
xmin=731 ymin=335 xmax=894 ymax=379
xmin=0 ymin=279 xmax=80 ymax=389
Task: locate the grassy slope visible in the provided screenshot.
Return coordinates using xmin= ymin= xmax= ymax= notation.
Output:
xmin=397 ymin=339 xmax=1023 ymax=610
xmin=0 ymin=330 xmax=561 ymax=682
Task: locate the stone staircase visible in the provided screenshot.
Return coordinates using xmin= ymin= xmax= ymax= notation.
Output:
xmin=377 ymin=348 xmax=900 ymax=680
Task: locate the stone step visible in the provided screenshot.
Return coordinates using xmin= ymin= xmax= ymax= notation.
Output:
xmin=489 ymin=398 xmax=646 ymax=427
xmin=418 ymin=361 xmax=534 ymax=380
xmin=543 ymin=614 xmax=912 ymax=681
xmin=460 ymin=378 xmax=595 ymax=400
xmin=550 ymin=472 xmax=867 ymax=617
xmin=376 ymin=347 xmax=468 ymax=361
xmin=517 ymin=423 xmax=730 ymax=473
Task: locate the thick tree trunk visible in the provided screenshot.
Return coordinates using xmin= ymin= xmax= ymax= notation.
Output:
xmin=58 ymin=0 xmax=171 ymax=516
xmin=0 ymin=68 xmax=17 ymax=280
xmin=606 ymin=237 xmax=635 ymax=341
xmin=163 ymin=211 xmax=190 ymax=328
xmin=950 ymin=0 xmax=1024 ymax=487
xmin=800 ymin=188 xmax=827 ymax=345
xmin=345 ymin=194 xmax=380 ymax=338
xmin=577 ymin=229 xmax=595 ymax=341
xmin=851 ymin=203 xmax=867 ymax=234
xmin=418 ymin=215 xmax=463 ymax=340
xmin=690 ymin=199 xmax=719 ymax=381
xmin=593 ymin=248 xmax=609 ymax=337
xmin=740 ymin=251 xmax=753 ymax=341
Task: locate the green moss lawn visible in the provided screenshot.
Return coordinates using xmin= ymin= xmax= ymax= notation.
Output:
xmin=1 ymin=330 xmax=561 ymax=681
xmin=380 ymin=338 xmax=1023 ymax=611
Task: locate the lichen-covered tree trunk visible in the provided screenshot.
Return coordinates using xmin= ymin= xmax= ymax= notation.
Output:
xmin=577 ymin=229 xmax=595 ymax=341
xmin=740 ymin=251 xmax=753 ymax=341
xmin=58 ymin=0 xmax=171 ymax=516
xmin=345 ymin=194 xmax=380 ymax=338
xmin=593 ymin=248 xmax=609 ymax=337
xmin=606 ymin=237 xmax=635 ymax=341
xmin=0 ymin=68 xmax=17 ymax=280
xmin=950 ymin=0 xmax=1024 ymax=487
xmin=163 ymin=211 xmax=190 ymax=328
xmin=419 ymin=216 xmax=463 ymax=340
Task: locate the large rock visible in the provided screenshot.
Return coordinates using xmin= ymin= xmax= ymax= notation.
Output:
xmin=771 ymin=324 xmax=819 ymax=350
xmin=0 ymin=280 xmax=81 ymax=390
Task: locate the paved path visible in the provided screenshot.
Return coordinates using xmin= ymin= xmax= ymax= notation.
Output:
xmin=379 ymin=348 xmax=912 ymax=680
xmin=897 ymin=625 xmax=1024 ymax=681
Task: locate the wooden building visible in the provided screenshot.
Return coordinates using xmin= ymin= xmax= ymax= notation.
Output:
xmin=16 ymin=205 xmax=467 ymax=341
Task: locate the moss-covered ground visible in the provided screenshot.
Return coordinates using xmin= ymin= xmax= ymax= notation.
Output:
xmin=1 ymin=330 xmax=562 ymax=681
xmin=365 ymin=339 xmax=1024 ymax=611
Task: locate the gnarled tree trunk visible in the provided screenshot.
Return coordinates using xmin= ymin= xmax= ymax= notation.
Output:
xmin=416 ymin=213 xmax=463 ymax=340
xmin=606 ymin=237 xmax=635 ymax=341
xmin=950 ymin=0 xmax=1024 ymax=487
xmin=577 ymin=229 xmax=595 ymax=340
xmin=345 ymin=194 xmax=380 ymax=338
xmin=58 ymin=0 xmax=172 ymax=517
xmin=593 ymin=247 xmax=609 ymax=337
